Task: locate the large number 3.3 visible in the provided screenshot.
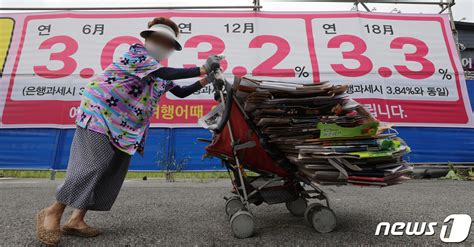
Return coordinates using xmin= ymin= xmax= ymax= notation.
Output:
xmin=327 ymin=34 xmax=435 ymax=79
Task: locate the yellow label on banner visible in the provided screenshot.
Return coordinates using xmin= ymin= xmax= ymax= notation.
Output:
xmin=0 ymin=18 xmax=14 ymax=76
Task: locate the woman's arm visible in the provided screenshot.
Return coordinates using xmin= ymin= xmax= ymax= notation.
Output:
xmin=149 ymin=66 xmax=206 ymax=80
xmin=146 ymin=55 xmax=222 ymax=80
xmin=169 ymin=78 xmax=208 ymax=98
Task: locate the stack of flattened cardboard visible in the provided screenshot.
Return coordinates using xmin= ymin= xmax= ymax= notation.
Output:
xmin=235 ymin=78 xmax=412 ymax=187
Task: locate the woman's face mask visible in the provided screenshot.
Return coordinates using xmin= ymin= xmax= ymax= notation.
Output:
xmin=144 ymin=40 xmax=174 ymax=61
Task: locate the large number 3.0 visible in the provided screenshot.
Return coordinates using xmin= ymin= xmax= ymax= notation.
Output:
xmin=33 ymin=35 xmax=78 ymax=79
xmin=34 ymin=35 xmax=142 ymax=78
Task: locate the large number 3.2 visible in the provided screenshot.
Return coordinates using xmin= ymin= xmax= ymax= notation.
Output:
xmin=183 ymin=34 xmax=294 ymax=77
xmin=182 ymin=35 xmax=228 ymax=71
xmin=250 ymin=35 xmax=294 ymax=77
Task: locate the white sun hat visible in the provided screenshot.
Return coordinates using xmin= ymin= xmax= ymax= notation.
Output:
xmin=140 ymin=23 xmax=182 ymax=51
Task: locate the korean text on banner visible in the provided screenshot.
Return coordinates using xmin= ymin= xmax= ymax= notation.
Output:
xmin=0 ymin=11 xmax=471 ymax=128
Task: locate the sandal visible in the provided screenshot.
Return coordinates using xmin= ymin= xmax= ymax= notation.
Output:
xmin=61 ymin=224 xmax=102 ymax=238
xmin=35 ymin=209 xmax=61 ymax=246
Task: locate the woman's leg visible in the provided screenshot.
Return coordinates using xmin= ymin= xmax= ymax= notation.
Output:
xmin=65 ymin=209 xmax=89 ymax=228
xmin=43 ymin=202 xmax=66 ymax=230
xmin=66 ymin=209 xmax=89 ymax=229
xmin=55 ymin=126 xmax=120 ymax=211
xmin=35 ymin=201 xmax=66 ymax=245
xmin=61 ymin=208 xmax=102 ymax=238
xmin=57 ymin=126 xmax=130 ymax=237
xmin=59 ymin=146 xmax=130 ymax=238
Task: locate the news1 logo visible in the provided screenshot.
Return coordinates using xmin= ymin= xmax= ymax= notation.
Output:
xmin=375 ymin=214 xmax=472 ymax=243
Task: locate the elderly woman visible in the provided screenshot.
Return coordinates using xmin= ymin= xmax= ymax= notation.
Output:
xmin=35 ymin=17 xmax=221 ymax=245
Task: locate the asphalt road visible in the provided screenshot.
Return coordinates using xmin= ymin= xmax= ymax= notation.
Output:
xmin=1 ymin=178 xmax=473 ymax=246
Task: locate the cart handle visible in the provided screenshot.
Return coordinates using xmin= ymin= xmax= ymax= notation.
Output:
xmin=208 ymin=69 xmax=234 ymax=134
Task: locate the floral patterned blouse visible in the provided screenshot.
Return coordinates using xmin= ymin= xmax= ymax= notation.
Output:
xmin=75 ymin=43 xmax=176 ymax=156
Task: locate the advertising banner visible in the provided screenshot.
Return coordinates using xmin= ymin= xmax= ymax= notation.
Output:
xmin=0 ymin=11 xmax=471 ymax=127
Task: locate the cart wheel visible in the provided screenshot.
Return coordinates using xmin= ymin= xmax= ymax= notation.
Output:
xmin=285 ymin=197 xmax=307 ymax=217
xmin=230 ymin=210 xmax=255 ymax=239
xmin=304 ymin=203 xmax=337 ymax=233
xmin=225 ymin=196 xmax=244 ymax=216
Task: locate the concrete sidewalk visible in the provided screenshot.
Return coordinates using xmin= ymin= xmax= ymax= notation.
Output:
xmin=1 ymin=178 xmax=473 ymax=246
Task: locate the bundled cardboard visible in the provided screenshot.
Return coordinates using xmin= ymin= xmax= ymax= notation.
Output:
xmin=235 ymin=77 xmax=412 ymax=187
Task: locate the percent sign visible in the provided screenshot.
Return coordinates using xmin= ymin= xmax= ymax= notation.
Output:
xmin=438 ymin=68 xmax=452 ymax=80
xmin=295 ymin=66 xmax=310 ymax=78
xmin=404 ymin=86 xmax=415 ymax=94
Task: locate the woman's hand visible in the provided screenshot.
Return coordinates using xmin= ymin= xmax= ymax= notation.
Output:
xmin=202 ymin=55 xmax=222 ymax=74
xmin=199 ymin=66 xmax=207 ymax=76
xmin=199 ymin=77 xmax=209 ymax=87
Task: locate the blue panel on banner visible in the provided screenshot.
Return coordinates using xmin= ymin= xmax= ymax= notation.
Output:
xmin=0 ymin=128 xmax=58 ymax=169
xmin=171 ymin=128 xmax=222 ymax=171
xmin=54 ymin=129 xmax=75 ymax=170
xmin=466 ymin=79 xmax=474 ymax=111
xmin=1 ymin=126 xmax=474 ymax=169
xmin=53 ymin=128 xmax=172 ymax=171
xmin=130 ymin=128 xmax=171 ymax=171
xmin=396 ymin=127 xmax=474 ymax=163
xmin=0 ymin=80 xmax=473 ymax=170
